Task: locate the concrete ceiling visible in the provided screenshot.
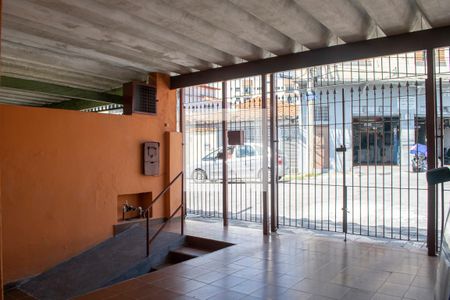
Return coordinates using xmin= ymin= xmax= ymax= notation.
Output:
xmin=1 ymin=0 xmax=450 ymax=107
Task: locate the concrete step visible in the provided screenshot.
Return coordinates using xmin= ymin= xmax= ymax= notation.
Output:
xmin=184 ymin=235 xmax=233 ymax=251
xmin=171 ymin=246 xmax=211 ymax=257
xmin=152 ymin=262 xmax=174 ymax=271
xmin=157 ymin=245 xmax=213 ymax=266
xmin=151 ymin=245 xmax=214 ymax=270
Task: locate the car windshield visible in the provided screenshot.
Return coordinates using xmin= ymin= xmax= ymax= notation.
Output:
xmin=202 ymin=146 xmax=234 ymax=160
xmin=202 ymin=149 xmax=220 ymax=161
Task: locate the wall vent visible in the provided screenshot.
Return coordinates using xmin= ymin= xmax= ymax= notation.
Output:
xmin=123 ymin=81 xmax=157 ymax=115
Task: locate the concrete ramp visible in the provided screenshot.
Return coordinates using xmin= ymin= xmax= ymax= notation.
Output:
xmin=18 ymin=225 xmax=184 ymax=300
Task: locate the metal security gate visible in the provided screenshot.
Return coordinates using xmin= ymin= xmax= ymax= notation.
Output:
xmin=276 ymin=81 xmax=428 ymax=240
xmin=183 ymin=77 xmax=268 ymax=226
xmin=183 ymin=83 xmax=225 ymax=219
xmin=225 ymin=76 xmax=266 ymax=224
xmin=275 ymin=52 xmax=433 ymax=241
xmin=182 ymin=48 xmax=450 ymax=246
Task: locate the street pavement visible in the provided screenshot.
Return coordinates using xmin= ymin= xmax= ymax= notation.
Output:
xmin=185 ymin=166 xmax=450 ymax=242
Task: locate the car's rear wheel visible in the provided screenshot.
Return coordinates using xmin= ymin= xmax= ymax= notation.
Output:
xmin=192 ymin=169 xmax=207 ymax=182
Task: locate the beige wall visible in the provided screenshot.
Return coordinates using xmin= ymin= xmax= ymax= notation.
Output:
xmin=0 ymin=74 xmax=182 ymax=283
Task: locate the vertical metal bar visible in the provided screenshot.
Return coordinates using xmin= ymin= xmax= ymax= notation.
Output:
xmin=440 ymin=77 xmax=445 ymax=248
xmin=359 ymin=87 xmax=363 ymax=235
xmin=366 ymin=86 xmax=370 ymax=235
xmin=407 ymin=82 xmax=411 ymax=240
xmin=240 ymin=99 xmax=244 ymax=222
xmin=301 ymin=91 xmax=304 ymax=228
xmin=307 ymin=91 xmax=311 ymax=229
xmin=289 ymin=85 xmax=293 ymax=227
xmin=373 ymin=85 xmax=378 ymax=237
xmin=214 ymin=103 xmax=218 ymax=218
xmin=334 ymin=89 xmax=338 ymax=232
xmin=350 ymin=87 xmax=354 ymax=235
xmin=179 ymin=88 xmax=184 ymax=133
xmin=314 ymin=90 xmax=318 ymax=230
xmin=222 ymin=81 xmax=228 ymax=227
xmin=295 ymin=91 xmax=299 ymax=227
xmin=201 ymin=102 xmax=206 ymax=217
xmin=390 ymin=84 xmax=394 ymax=238
xmin=426 ymin=48 xmax=437 ymax=256
xmin=284 ymin=94 xmax=288 ymax=226
xmin=398 ymin=83 xmax=402 ymax=239
xmin=196 ymin=95 xmax=200 ymax=216
xmin=186 ymin=93 xmax=191 ymax=215
xmin=237 ymin=82 xmax=241 ymax=220
xmin=259 ymin=77 xmax=263 ymax=224
xmin=342 ymin=88 xmax=348 ymax=240
xmin=381 ymin=84 xmax=386 ymax=238
xmin=181 ymin=172 xmax=184 ymax=235
xmin=194 ymin=91 xmax=199 ymax=215
xmin=201 ymin=103 xmax=205 ymax=216
xmin=231 ymin=85 xmax=235 ymax=221
xmin=146 ymin=212 xmax=149 ymax=257
xmin=415 ymin=81 xmax=420 ymax=241
xmin=320 ymin=90 xmax=324 ymax=230
xmin=262 ymin=74 xmax=269 ymax=235
xmin=270 ymin=73 xmax=278 ymax=232
xmin=435 ymin=60 xmax=440 ymax=251
xmin=250 ymin=96 xmax=255 ymax=222
xmin=276 ymin=91 xmax=279 ymax=229
xmin=327 ymin=89 xmax=331 ymax=231
xmin=180 ymin=88 xmax=186 ymax=235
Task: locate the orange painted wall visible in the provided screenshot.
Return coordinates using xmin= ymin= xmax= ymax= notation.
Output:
xmin=166 ymin=132 xmax=183 ymax=217
xmin=0 ymin=74 xmax=181 ymax=283
xmin=0 ymin=168 xmax=3 ymax=298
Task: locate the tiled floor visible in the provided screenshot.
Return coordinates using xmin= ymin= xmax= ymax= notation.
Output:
xmin=74 ymin=219 xmax=438 ymax=300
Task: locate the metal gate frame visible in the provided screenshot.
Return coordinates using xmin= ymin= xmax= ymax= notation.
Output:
xmin=181 ymin=46 xmax=449 ymax=256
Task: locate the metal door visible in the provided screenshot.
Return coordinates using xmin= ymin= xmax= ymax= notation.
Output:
xmin=275 ymin=52 xmax=429 ymax=242
xmin=226 ymin=76 xmax=265 ymax=223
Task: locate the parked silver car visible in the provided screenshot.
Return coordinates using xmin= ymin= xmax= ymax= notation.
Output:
xmin=187 ymin=143 xmax=286 ymax=182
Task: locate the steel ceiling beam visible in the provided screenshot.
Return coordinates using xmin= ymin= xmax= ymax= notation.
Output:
xmin=0 ymin=76 xmax=123 ymax=104
xmin=170 ymin=25 xmax=450 ymax=89
xmin=44 ymin=99 xmax=111 ymax=110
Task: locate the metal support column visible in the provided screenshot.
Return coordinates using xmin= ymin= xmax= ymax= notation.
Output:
xmin=262 ymin=74 xmax=269 ymax=235
xmin=179 ymin=88 xmax=184 ymax=133
xmin=439 ymin=78 xmax=445 ymax=247
xmin=181 ymin=172 xmax=184 ymax=235
xmin=269 ymin=73 xmax=278 ymax=232
xmin=426 ymin=48 xmax=437 ymax=256
xmin=222 ymin=81 xmax=228 ymax=227
xmin=180 ymin=88 xmax=185 ymax=234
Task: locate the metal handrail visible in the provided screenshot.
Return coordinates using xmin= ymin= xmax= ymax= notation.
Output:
xmin=144 ymin=171 xmax=183 ymax=214
xmin=146 ymin=171 xmax=184 ymax=256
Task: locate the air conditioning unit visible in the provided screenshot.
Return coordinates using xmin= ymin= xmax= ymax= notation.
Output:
xmin=123 ymin=81 xmax=157 ymax=115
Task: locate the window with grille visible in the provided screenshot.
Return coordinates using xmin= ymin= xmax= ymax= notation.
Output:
xmin=314 ymin=105 xmax=329 ymax=122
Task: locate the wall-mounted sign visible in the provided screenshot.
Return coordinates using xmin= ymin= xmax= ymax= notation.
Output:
xmin=143 ymin=142 xmax=160 ymax=176
xmin=228 ymin=131 xmax=244 ymax=145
